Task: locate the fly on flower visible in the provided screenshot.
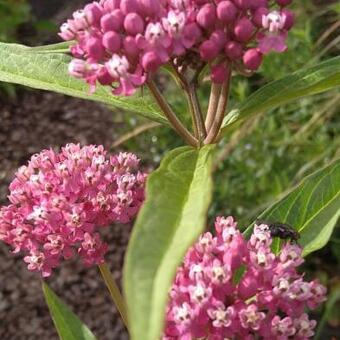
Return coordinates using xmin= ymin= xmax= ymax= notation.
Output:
xmin=256 ymin=220 xmax=300 ymax=242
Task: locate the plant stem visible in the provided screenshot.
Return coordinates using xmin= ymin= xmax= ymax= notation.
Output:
xmin=204 ymin=67 xmax=232 ymax=145
xmin=187 ymin=84 xmax=207 ymax=143
xmin=205 ymin=83 xmax=222 ymax=133
xmin=147 ymin=79 xmax=198 ymax=147
xmin=98 ymin=263 xmax=129 ymax=329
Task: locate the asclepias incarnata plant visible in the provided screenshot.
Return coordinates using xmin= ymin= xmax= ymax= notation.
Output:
xmin=0 ymin=0 xmax=339 ymax=339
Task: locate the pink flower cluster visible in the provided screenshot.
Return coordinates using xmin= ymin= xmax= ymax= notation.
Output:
xmin=59 ymin=0 xmax=294 ymax=96
xmin=164 ymin=217 xmax=326 ymax=340
xmin=0 ymin=144 xmax=146 ymax=277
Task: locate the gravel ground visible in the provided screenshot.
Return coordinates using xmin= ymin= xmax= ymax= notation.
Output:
xmin=0 ymin=90 xmax=131 ymax=339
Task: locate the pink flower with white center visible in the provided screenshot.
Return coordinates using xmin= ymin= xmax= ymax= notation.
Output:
xmin=288 ymin=279 xmax=313 ymax=302
xmin=163 ymin=11 xmax=186 ymax=37
xmin=189 ymin=281 xmax=212 ymax=305
xmin=210 ymin=259 xmax=230 ymax=285
xmin=271 ymin=316 xmax=296 ymax=338
xmin=106 ymin=54 xmax=130 ymax=79
xmin=169 ymin=0 xmax=190 ymax=11
xmin=106 ymin=55 xmax=146 ymax=96
xmin=239 ymin=304 xmax=266 ymax=331
xmin=273 ymin=274 xmax=291 ymax=296
xmin=0 ymin=144 xmax=146 ymax=276
xmin=195 ymin=232 xmax=216 ymax=253
xmin=250 ymin=247 xmax=275 ymax=270
xmin=294 ymin=314 xmax=317 ymax=338
xmin=163 ymin=216 xmax=325 ymax=339
xmin=207 ymin=302 xmax=234 ymax=328
xmin=173 ymin=302 xmax=192 ymax=326
xmin=189 ymin=263 xmax=204 ymax=281
xmin=258 ymin=10 xmax=289 ymax=54
xmin=280 ymin=243 xmax=304 ymax=268
xmin=249 ymin=223 xmax=272 ymax=249
xmin=262 ymin=11 xmax=286 ymax=33
xmin=308 ymin=280 xmax=327 ymax=309
xmin=162 ymin=11 xmax=190 ymax=55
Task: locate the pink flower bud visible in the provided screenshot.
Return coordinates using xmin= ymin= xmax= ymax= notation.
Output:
xmin=142 ymin=51 xmax=161 ymax=72
xmin=253 ymin=7 xmax=269 ymax=27
xmin=101 ymin=0 xmax=120 ymax=12
xmin=243 ymin=48 xmax=263 ymax=70
xmin=282 ymin=9 xmax=295 ymax=30
xmin=123 ymin=36 xmax=139 ymax=57
xmin=59 ymin=22 xmax=76 ymax=40
xmin=224 ymin=40 xmax=243 ymax=59
xmin=68 ymin=59 xmax=87 ymax=78
xmin=199 ymin=40 xmax=220 ymax=61
xmin=102 ymin=31 xmax=121 ymax=53
xmin=139 ymin=0 xmax=160 ymax=16
xmin=210 ymin=29 xmax=227 ymax=49
xmin=196 ymin=4 xmax=217 ymax=29
xmin=124 ymin=13 xmax=145 ymax=35
xmin=120 ymin=0 xmax=139 ymax=14
xmin=217 ymin=1 xmax=238 ymax=24
xmin=234 ymin=17 xmax=254 ymax=42
xmin=234 ymin=0 xmax=252 ymax=10
xmin=183 ymin=23 xmax=202 ymax=46
xmin=86 ymin=37 xmax=105 ymax=60
xmin=84 ymin=3 xmax=103 ymax=25
xmin=100 ymin=10 xmax=124 ymax=32
xmin=211 ymin=64 xmax=229 ymax=84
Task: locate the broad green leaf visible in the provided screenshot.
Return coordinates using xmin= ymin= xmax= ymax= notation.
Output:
xmin=123 ymin=145 xmax=215 ymax=340
xmin=221 ymin=57 xmax=340 ymax=135
xmin=0 ymin=42 xmax=166 ymax=125
xmin=244 ymin=158 xmax=340 ymax=256
xmin=42 ymin=282 xmax=97 ymax=340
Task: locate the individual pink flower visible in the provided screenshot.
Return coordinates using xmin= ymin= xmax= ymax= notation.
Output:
xmin=0 ymin=144 xmax=146 ymax=276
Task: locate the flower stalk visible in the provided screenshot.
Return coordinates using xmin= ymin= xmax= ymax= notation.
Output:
xmin=204 ymin=67 xmax=232 ymax=145
xmin=147 ymin=79 xmax=198 ymax=147
xmin=98 ymin=263 xmax=129 ymax=329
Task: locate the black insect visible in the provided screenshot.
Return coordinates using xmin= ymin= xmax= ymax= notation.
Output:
xmin=256 ymin=220 xmax=300 ymax=242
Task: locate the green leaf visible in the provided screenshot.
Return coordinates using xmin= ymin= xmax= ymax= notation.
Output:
xmin=0 ymin=42 xmax=166 ymax=125
xmin=245 ymin=158 xmax=340 ymax=256
xmin=42 ymin=282 xmax=97 ymax=340
xmin=123 ymin=145 xmax=215 ymax=340
xmin=221 ymin=57 xmax=340 ymax=135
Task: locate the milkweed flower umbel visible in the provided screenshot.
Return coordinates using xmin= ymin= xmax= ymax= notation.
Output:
xmin=163 ymin=217 xmax=326 ymax=339
xmin=60 ymin=0 xmax=295 ymax=96
xmin=0 ymin=144 xmax=146 ymax=277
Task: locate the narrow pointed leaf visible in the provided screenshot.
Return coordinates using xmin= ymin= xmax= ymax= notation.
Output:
xmin=222 ymin=57 xmax=340 ymax=134
xmin=0 ymin=42 xmax=166 ymax=125
xmin=245 ymin=158 xmax=340 ymax=256
xmin=124 ymin=145 xmax=215 ymax=340
xmin=42 ymin=282 xmax=97 ymax=340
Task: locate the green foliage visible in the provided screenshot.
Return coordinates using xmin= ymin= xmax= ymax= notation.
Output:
xmin=124 ymin=146 xmax=215 ymax=340
xmin=0 ymin=0 xmax=30 ymax=97
xmin=0 ymin=42 xmax=167 ymax=125
xmin=221 ymin=56 xmax=340 ymax=135
xmin=0 ymin=0 xmax=30 ymax=42
xmin=244 ymin=158 xmax=340 ymax=256
xmin=42 ymin=282 xmax=97 ymax=340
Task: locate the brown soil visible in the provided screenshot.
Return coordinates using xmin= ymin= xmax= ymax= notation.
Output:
xmin=0 ymin=90 xmax=130 ymax=340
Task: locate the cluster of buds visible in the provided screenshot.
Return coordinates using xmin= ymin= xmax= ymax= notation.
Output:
xmin=0 ymin=144 xmax=146 ymax=277
xmin=163 ymin=217 xmax=326 ymax=339
xmin=60 ymin=0 xmax=294 ymax=96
